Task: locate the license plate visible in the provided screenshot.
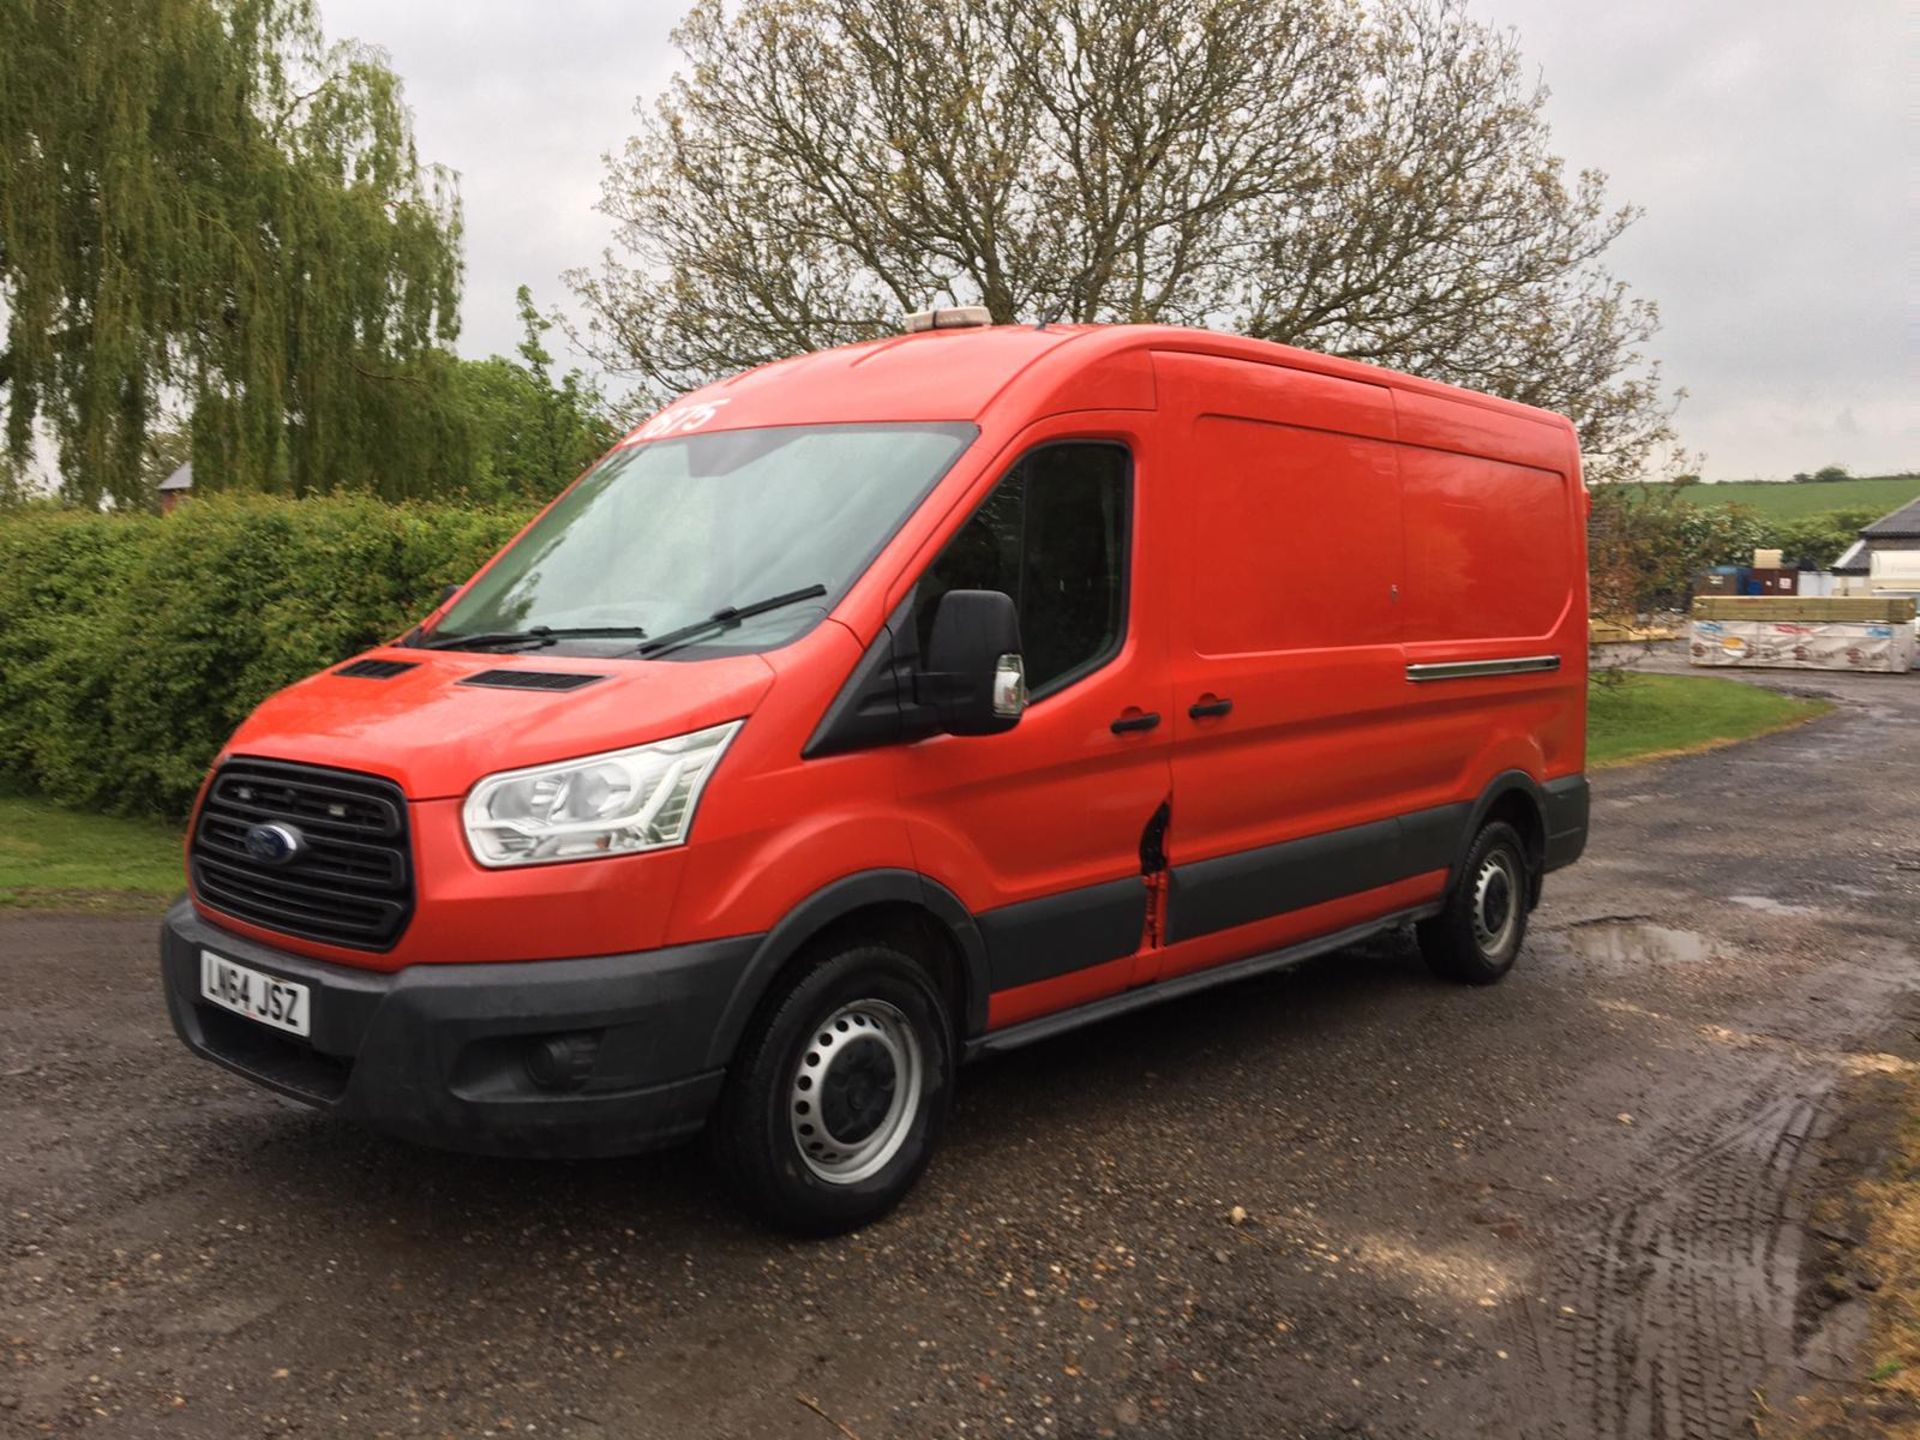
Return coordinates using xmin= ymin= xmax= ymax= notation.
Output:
xmin=199 ymin=950 xmax=311 ymax=1037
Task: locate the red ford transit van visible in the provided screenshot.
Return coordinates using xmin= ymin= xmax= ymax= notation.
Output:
xmin=161 ymin=321 xmax=1589 ymax=1232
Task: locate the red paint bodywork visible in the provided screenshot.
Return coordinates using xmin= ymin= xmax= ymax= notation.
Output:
xmin=196 ymin=325 xmax=1587 ymax=1036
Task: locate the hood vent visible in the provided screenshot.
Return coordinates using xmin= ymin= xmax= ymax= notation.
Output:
xmin=460 ymin=669 xmax=607 ymax=693
xmin=335 ymin=658 xmax=419 ymax=680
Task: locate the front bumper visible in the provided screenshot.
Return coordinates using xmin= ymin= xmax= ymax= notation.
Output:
xmin=160 ymin=900 xmax=759 ymax=1158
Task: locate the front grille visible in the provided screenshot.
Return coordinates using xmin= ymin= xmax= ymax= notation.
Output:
xmin=190 ymin=758 xmax=414 ymax=951
xmin=459 ymin=669 xmax=605 ymax=692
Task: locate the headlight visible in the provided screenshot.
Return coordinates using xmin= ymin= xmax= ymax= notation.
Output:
xmin=462 ymin=721 xmax=742 ymax=868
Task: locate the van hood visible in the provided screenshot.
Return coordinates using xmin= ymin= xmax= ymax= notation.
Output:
xmin=223 ymin=649 xmax=778 ymax=800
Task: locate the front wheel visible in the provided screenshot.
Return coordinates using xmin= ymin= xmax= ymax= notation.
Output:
xmin=1417 ymin=820 xmax=1532 ymax=985
xmin=712 ymin=943 xmax=954 ymax=1235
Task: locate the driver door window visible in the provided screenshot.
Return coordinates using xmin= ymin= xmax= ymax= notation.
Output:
xmin=916 ymin=442 xmax=1130 ymax=698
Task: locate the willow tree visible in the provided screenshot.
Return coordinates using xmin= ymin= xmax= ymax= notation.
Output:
xmin=0 ymin=0 xmax=465 ymax=506
xmin=571 ymin=0 xmax=1689 ymax=482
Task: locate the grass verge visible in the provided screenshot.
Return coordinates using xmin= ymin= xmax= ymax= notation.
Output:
xmin=1854 ymin=1087 xmax=1920 ymax=1431
xmin=1588 ymin=672 xmax=1832 ymax=769
xmin=1774 ymin=1070 xmax=1920 ymax=1438
xmin=0 ymin=790 xmax=183 ymax=912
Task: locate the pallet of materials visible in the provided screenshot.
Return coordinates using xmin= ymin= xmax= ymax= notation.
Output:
xmin=1689 ymin=615 xmax=1916 ymax=673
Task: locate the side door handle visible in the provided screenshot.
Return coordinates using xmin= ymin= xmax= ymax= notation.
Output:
xmin=1110 ymin=712 xmax=1161 ymax=734
xmin=1188 ymin=697 xmax=1234 ymax=719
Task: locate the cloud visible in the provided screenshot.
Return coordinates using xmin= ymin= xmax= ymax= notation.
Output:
xmin=1474 ymin=0 xmax=1912 ymax=477
xmin=317 ymin=1 xmax=685 ymax=365
xmin=319 ymin=0 xmax=1915 ymax=480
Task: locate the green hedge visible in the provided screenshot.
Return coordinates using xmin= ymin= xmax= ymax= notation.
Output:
xmin=0 ymin=495 xmax=534 ymax=819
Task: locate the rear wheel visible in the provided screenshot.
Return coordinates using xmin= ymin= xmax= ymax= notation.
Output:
xmin=712 ymin=942 xmax=954 ymax=1235
xmin=1417 ymin=820 xmax=1531 ymax=985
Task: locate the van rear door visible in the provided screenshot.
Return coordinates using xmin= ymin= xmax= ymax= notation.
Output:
xmin=1146 ymin=353 xmax=1446 ymax=980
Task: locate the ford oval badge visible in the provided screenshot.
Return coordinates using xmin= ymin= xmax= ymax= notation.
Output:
xmin=243 ymin=822 xmax=306 ymax=867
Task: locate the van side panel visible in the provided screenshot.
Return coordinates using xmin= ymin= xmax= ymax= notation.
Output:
xmin=1392 ymin=392 xmax=1587 ymax=809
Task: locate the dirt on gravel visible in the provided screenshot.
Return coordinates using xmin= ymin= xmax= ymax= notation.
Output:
xmin=3 ymin=658 xmax=1918 ymax=1440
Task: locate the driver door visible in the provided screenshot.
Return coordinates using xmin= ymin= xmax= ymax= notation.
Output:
xmin=890 ymin=415 xmax=1174 ymax=1030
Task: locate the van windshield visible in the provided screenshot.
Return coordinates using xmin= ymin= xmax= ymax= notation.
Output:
xmin=427 ymin=422 xmax=977 ymax=657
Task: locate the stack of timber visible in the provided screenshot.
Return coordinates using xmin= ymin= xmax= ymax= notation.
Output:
xmin=1688 ymin=596 xmax=1917 ymax=672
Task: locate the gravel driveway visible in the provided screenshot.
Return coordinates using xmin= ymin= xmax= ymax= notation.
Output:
xmin=5 ymin=661 xmax=1918 ymax=1439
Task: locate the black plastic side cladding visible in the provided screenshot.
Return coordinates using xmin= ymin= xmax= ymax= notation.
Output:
xmin=1542 ymin=774 xmax=1589 ymax=872
xmin=977 ymin=878 xmax=1147 ymax=992
xmin=1163 ymin=801 xmax=1473 ymax=945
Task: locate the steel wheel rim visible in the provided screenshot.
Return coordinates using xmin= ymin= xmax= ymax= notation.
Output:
xmin=788 ymin=1000 xmax=923 ymax=1185
xmin=1472 ymin=850 xmax=1520 ymax=957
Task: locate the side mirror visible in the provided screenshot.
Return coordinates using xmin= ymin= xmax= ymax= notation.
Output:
xmin=920 ymin=589 xmax=1027 ymax=736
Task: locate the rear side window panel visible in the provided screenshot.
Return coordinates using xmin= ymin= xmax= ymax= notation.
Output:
xmin=914 ymin=441 xmax=1132 ymax=699
xmin=1398 ymin=448 xmax=1572 ymax=641
xmin=1187 ymin=415 xmax=1401 ymax=656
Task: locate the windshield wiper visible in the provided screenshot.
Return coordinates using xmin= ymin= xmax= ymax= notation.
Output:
xmin=420 ymin=624 xmax=650 ymax=652
xmin=637 ymin=584 xmax=828 ymax=659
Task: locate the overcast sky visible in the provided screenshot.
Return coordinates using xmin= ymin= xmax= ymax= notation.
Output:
xmin=321 ymin=0 xmax=1913 ymax=481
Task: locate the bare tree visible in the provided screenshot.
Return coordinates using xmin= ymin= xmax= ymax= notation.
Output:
xmin=570 ymin=0 xmax=1690 ymax=481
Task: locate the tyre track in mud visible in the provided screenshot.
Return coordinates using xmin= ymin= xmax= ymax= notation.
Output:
xmin=1491 ymin=973 xmax=1920 ymax=1440
xmin=1501 ymin=1087 xmax=1831 ymax=1440
xmin=1484 ymin=662 xmax=1920 ymax=1440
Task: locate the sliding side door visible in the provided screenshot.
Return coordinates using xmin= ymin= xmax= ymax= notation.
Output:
xmin=1148 ymin=352 xmax=1448 ymax=981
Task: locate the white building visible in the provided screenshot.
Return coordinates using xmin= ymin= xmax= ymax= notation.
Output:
xmin=1831 ymin=496 xmax=1920 ymax=595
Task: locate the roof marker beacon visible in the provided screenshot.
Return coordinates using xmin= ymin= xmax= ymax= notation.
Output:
xmin=161 ymin=313 xmax=1590 ymax=1233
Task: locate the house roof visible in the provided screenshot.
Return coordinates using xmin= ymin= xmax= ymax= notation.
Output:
xmin=1862 ymin=495 xmax=1920 ymax=539
xmin=1832 ymin=538 xmax=1870 ymax=574
xmin=157 ymin=461 xmax=193 ymax=492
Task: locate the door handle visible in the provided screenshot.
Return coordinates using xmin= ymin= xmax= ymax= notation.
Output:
xmin=1110 ymin=712 xmax=1161 ymax=734
xmin=1188 ymin=697 xmax=1234 ymax=719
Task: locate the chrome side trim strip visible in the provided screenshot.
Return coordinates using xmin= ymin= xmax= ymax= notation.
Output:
xmin=1405 ymin=654 xmax=1562 ymax=683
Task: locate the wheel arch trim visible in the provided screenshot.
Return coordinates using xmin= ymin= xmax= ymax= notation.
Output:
xmin=1449 ymin=770 xmax=1550 ymax=887
xmin=702 ymin=869 xmax=990 ymax=1070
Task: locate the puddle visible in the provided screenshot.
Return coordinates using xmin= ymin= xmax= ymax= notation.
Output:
xmin=1561 ymin=922 xmax=1718 ymax=966
xmin=1727 ymin=894 xmax=1818 ymax=917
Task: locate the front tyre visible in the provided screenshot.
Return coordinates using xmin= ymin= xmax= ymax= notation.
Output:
xmin=1417 ymin=820 xmax=1532 ymax=985
xmin=713 ymin=943 xmax=954 ymax=1235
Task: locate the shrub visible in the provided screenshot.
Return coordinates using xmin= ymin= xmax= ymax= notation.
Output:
xmin=0 ymin=495 xmax=533 ymax=818
xmin=1757 ymin=509 xmax=1877 ymax=569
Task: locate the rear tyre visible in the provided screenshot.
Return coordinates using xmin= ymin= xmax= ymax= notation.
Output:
xmin=712 ymin=942 xmax=954 ymax=1236
xmin=1417 ymin=820 xmax=1531 ymax=985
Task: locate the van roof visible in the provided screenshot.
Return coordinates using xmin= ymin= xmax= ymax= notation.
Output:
xmin=665 ymin=323 xmax=1573 ymax=436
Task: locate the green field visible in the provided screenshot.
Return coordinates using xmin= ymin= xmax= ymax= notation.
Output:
xmin=1587 ymin=672 xmax=1831 ymax=768
xmin=0 ymin=790 xmax=183 ymax=911
xmin=1669 ymin=474 xmax=1920 ymax=518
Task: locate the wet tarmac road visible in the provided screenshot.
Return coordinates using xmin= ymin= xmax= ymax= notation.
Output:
xmin=3 ymin=661 xmax=1917 ymax=1439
